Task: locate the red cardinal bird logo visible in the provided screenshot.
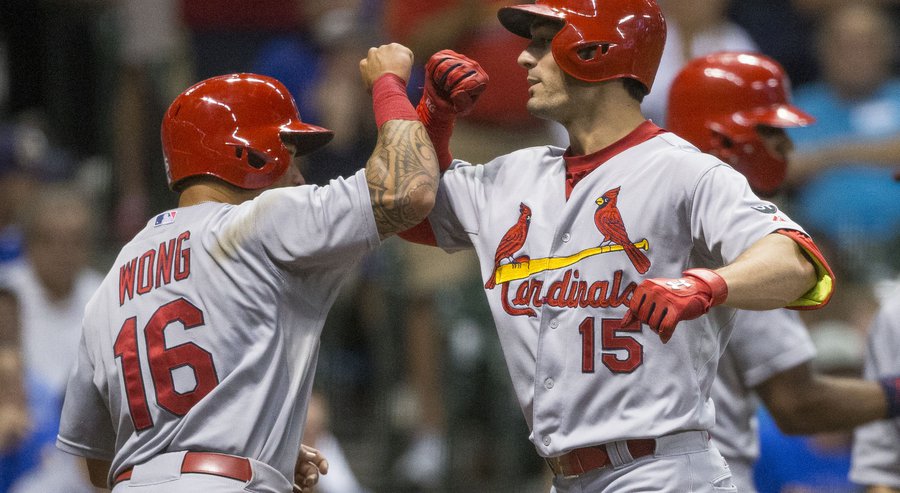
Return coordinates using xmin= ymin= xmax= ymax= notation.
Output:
xmin=593 ymin=187 xmax=650 ymax=274
xmin=485 ymin=203 xmax=532 ymax=289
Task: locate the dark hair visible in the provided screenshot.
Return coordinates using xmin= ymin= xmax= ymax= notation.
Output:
xmin=623 ymin=78 xmax=649 ymax=103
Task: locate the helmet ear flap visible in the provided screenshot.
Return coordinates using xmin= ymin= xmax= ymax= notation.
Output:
xmin=246 ymin=149 xmax=272 ymax=170
xmin=227 ymin=144 xmax=276 ymax=170
xmin=574 ymin=42 xmax=612 ymax=63
xmin=708 ymin=126 xmax=736 ymax=161
xmin=707 ymin=123 xmax=787 ymax=197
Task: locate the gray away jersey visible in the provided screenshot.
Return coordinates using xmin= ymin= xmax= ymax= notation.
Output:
xmin=712 ymin=308 xmax=817 ymax=493
xmin=428 ymin=131 xmax=809 ymax=457
xmin=57 ymin=170 xmax=379 ymax=485
xmin=851 ymin=288 xmax=900 ymax=489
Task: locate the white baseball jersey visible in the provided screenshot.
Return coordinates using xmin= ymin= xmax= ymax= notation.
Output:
xmin=427 ymin=125 xmax=809 ymax=457
xmin=850 ymin=290 xmax=900 ymax=489
xmin=56 ymin=170 xmax=379 ymax=486
xmin=711 ymin=309 xmax=817 ymax=492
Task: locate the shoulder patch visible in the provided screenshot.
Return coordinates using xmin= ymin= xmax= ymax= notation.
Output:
xmin=154 ymin=210 xmax=177 ymax=227
xmin=751 ymin=204 xmax=778 ymax=214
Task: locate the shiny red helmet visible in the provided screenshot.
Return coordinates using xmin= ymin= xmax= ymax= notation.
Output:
xmin=498 ymin=0 xmax=667 ymax=93
xmin=666 ymin=52 xmax=815 ymax=196
xmin=161 ymin=73 xmax=333 ymax=191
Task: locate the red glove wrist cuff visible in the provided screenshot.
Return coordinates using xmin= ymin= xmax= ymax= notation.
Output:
xmin=372 ymin=73 xmax=417 ymax=128
xmin=416 ymin=96 xmax=454 ymax=171
xmin=683 ymin=268 xmax=728 ymax=306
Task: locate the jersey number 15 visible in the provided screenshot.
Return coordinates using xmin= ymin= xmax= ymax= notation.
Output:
xmin=578 ymin=317 xmax=643 ymax=373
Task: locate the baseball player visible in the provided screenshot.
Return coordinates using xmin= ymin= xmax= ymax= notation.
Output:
xmin=666 ymin=51 xmax=900 ymax=493
xmin=852 ymin=288 xmax=900 ymax=493
xmin=399 ymin=1 xmax=837 ymax=491
xmin=55 ymin=44 xmax=439 ymax=492
xmin=850 ymin=171 xmax=900 ymax=493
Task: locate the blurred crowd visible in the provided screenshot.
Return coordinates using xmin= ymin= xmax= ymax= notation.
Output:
xmin=0 ymin=0 xmax=897 ymax=492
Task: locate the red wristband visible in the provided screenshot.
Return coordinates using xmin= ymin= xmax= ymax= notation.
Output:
xmin=372 ymin=73 xmax=417 ymax=128
xmin=683 ymin=268 xmax=728 ymax=306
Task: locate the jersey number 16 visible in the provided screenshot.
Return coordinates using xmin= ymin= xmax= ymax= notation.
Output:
xmin=114 ymin=298 xmax=219 ymax=431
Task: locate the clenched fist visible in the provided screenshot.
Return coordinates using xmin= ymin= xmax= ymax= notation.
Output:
xmin=422 ymin=49 xmax=489 ymax=116
xmin=623 ymin=268 xmax=728 ymax=343
xmin=359 ymin=43 xmax=415 ymax=92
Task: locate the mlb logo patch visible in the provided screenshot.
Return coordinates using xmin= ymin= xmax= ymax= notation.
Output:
xmin=154 ymin=211 xmax=177 ymax=227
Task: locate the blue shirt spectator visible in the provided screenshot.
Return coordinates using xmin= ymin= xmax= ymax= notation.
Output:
xmin=786 ymin=4 xmax=900 ymax=282
xmin=754 ymin=407 xmax=859 ymax=493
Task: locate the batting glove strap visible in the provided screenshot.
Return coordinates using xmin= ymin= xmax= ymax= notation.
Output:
xmin=879 ymin=376 xmax=900 ymax=418
xmin=682 ymin=269 xmax=728 ymax=307
xmin=416 ymin=79 xmax=455 ymax=171
xmin=417 ymin=51 xmax=473 ymax=171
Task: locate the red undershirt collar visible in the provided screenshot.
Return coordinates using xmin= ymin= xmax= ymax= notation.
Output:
xmin=563 ymin=120 xmax=667 ymax=199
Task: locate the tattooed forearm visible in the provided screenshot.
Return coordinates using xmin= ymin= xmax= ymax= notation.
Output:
xmin=367 ymin=120 xmax=439 ymax=237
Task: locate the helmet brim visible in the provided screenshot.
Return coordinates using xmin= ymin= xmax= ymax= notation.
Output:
xmin=498 ymin=4 xmax=565 ymax=39
xmin=740 ymin=104 xmax=816 ymax=128
xmin=280 ymin=122 xmax=334 ymax=156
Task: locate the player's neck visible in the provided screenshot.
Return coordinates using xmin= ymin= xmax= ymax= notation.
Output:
xmin=565 ymin=107 xmax=647 ymax=156
xmin=178 ymin=182 xmax=259 ymax=207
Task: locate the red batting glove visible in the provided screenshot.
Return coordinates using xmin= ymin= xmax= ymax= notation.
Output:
xmin=622 ymin=269 xmax=728 ymax=344
xmin=417 ymin=49 xmax=489 ymax=170
xmin=424 ymin=49 xmax=488 ymax=115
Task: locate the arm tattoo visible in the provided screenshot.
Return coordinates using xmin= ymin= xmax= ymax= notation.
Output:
xmin=366 ymin=120 xmax=439 ymax=237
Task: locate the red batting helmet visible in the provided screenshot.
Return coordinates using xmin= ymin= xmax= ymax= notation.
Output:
xmin=666 ymin=52 xmax=815 ymax=196
xmin=161 ymin=73 xmax=333 ymax=191
xmin=497 ymin=0 xmax=667 ymax=92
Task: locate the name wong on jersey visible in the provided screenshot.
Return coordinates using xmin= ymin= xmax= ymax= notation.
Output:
xmin=118 ymin=231 xmax=192 ymax=306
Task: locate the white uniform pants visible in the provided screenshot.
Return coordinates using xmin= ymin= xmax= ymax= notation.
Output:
xmin=550 ymin=431 xmax=736 ymax=493
xmin=111 ymin=451 xmax=293 ymax=493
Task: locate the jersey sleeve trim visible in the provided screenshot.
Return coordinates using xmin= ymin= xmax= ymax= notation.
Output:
xmin=744 ymin=345 xmax=816 ymax=388
xmin=56 ymin=435 xmax=115 ymax=461
xmin=352 ymin=169 xmax=382 ymax=250
xmin=776 ymin=229 xmax=835 ymax=309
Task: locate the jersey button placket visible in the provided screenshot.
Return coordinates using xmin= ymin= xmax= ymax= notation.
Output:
xmin=544 ymin=378 xmax=554 ymax=389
